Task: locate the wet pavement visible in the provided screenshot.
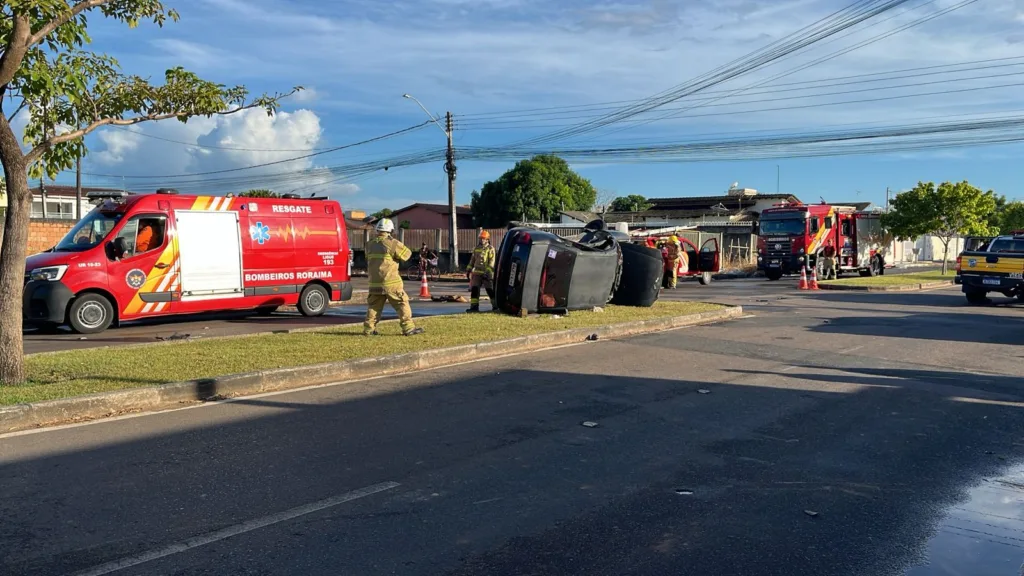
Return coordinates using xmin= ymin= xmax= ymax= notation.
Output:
xmin=905 ymin=464 xmax=1024 ymax=576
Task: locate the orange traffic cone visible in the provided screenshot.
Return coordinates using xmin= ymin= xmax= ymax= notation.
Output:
xmin=798 ymin=266 xmax=809 ymax=290
xmin=419 ymin=271 xmax=432 ymax=298
xmin=808 ymin=266 xmax=820 ymax=290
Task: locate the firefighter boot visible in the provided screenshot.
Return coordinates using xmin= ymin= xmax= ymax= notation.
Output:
xmin=467 ymin=285 xmax=481 ymax=313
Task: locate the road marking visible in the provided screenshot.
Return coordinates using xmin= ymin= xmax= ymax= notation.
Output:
xmin=841 ymin=345 xmax=865 ymax=354
xmin=781 ymin=365 xmax=799 ymax=372
xmin=71 ymin=481 xmax=400 ymax=576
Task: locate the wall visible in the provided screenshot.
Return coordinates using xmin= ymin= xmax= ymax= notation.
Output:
xmin=27 ymin=218 xmax=75 ymax=255
xmin=389 ymin=206 xmax=473 ymax=229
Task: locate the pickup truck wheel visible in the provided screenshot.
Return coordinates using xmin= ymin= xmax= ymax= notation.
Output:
xmin=965 ymin=290 xmax=988 ymax=305
xmin=298 ymin=284 xmax=329 ymax=317
xmin=698 ymin=272 xmax=712 ymax=285
xmin=68 ymin=294 xmax=114 ymax=334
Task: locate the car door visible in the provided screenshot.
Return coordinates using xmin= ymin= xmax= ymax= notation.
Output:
xmin=107 ymin=213 xmax=176 ymax=318
xmin=698 ymin=237 xmax=721 ymax=273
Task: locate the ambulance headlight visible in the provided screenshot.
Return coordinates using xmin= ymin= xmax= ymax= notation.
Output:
xmin=30 ymin=265 xmax=68 ymax=282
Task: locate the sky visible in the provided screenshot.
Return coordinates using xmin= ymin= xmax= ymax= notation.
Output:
xmin=19 ymin=0 xmax=1024 ymax=212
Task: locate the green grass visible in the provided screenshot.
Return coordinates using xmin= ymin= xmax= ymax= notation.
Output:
xmin=820 ymin=270 xmax=952 ymax=287
xmin=6 ymin=301 xmax=724 ymax=406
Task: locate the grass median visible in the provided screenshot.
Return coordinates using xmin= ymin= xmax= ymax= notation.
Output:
xmin=820 ymin=271 xmax=952 ymax=287
xmin=7 ymin=301 xmax=724 ymax=406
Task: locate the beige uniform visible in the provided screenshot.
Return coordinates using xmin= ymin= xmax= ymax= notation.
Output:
xmin=364 ymin=233 xmax=417 ymax=335
xmin=466 ymin=242 xmax=496 ymax=310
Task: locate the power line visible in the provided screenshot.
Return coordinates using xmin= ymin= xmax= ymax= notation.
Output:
xmin=74 ymin=121 xmax=432 ymax=180
xmin=109 ymin=126 xmax=333 ymax=152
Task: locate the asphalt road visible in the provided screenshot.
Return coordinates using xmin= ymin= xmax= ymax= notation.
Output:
xmin=3 ymin=270 xmax=1023 ymax=575
xmin=23 ymin=266 xmax=942 ymax=355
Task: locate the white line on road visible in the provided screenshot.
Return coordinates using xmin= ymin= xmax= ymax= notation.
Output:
xmin=71 ymin=481 xmax=400 ymax=576
xmin=841 ymin=345 xmax=865 ymax=354
xmin=781 ymin=366 xmax=799 ymax=372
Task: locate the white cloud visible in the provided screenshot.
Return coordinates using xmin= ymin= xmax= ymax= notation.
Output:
xmin=84 ymin=108 xmax=360 ymax=199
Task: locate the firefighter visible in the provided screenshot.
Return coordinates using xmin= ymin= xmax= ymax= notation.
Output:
xmin=466 ymin=230 xmax=496 ymax=313
xmin=363 ymin=218 xmax=424 ymax=336
xmin=664 ymin=235 xmax=683 ymax=289
xmin=821 ymin=245 xmax=838 ymax=280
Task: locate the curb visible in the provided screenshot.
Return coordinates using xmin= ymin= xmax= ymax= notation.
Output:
xmin=817 ymin=280 xmax=954 ymax=292
xmin=1 ymin=306 xmax=742 ymax=433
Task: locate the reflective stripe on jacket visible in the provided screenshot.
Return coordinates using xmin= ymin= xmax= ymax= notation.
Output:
xmin=366 ymin=233 xmax=412 ymax=293
xmin=467 ymin=243 xmax=496 ymax=275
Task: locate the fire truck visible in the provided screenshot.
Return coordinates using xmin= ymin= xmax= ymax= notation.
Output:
xmin=756 ymin=202 xmax=892 ymax=281
xmin=23 ymin=189 xmax=353 ymax=334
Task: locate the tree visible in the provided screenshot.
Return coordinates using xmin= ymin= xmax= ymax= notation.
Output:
xmin=470 ymin=154 xmax=597 ymax=227
xmin=371 ymin=208 xmax=393 ymax=220
xmin=881 ymin=181 xmax=997 ymax=275
xmin=610 ymin=194 xmax=652 ymax=212
xmin=0 ymin=1 xmax=298 ymax=385
xmin=239 ymin=189 xmax=277 ymax=198
xmin=399 ymin=220 xmax=411 ymax=230
xmin=998 ymin=201 xmax=1024 ymax=232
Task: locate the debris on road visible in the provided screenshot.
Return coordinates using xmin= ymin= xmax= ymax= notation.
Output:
xmin=586 ymin=334 xmax=599 ymax=341
xmin=592 ymin=306 xmax=604 ymax=313
xmin=674 ymin=488 xmax=694 ymax=495
xmin=156 ymin=333 xmax=191 ymax=341
xmin=431 ymin=295 xmax=469 ymax=303
xmin=804 ymin=510 xmax=820 ymax=518
xmin=697 ymin=389 xmax=711 ymax=395
xmin=581 ymin=421 xmax=599 ymax=428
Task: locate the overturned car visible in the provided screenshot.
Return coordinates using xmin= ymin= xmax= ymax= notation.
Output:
xmin=493 ymin=221 xmax=663 ymax=316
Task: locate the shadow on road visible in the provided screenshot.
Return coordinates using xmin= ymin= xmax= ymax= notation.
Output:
xmin=2 ymin=359 xmax=1023 ymax=576
xmin=807 ymin=310 xmax=1024 ymax=346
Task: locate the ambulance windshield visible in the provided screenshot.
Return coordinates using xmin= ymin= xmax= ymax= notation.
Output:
xmin=54 ymin=210 xmax=123 ymax=252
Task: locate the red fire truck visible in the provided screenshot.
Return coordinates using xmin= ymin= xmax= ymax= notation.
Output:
xmin=23 ymin=189 xmax=353 ymax=334
xmin=757 ymin=202 xmax=892 ymax=281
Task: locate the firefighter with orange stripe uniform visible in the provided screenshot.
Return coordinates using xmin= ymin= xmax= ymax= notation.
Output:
xmin=364 ymin=218 xmax=424 ymax=336
xmin=664 ymin=235 xmax=683 ymax=289
xmin=466 ymin=230 xmax=496 ymax=313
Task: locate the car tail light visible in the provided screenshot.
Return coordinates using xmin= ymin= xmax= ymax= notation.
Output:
xmin=519 ymin=232 xmax=531 ymax=244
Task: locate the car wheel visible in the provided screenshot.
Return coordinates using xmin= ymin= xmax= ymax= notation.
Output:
xmin=298 ymin=284 xmax=329 ymax=317
xmin=965 ymin=289 xmax=988 ymax=305
xmin=68 ymin=294 xmax=114 ymax=334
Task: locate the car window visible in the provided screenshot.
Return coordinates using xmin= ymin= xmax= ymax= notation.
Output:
xmin=115 ymin=216 xmax=167 ymax=258
xmin=988 ymin=238 xmax=1024 ymax=253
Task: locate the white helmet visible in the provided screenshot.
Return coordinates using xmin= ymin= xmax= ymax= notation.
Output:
xmin=375 ymin=218 xmax=395 ymax=233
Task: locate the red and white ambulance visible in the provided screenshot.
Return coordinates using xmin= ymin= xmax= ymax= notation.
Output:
xmin=23 ymin=189 xmax=352 ymax=334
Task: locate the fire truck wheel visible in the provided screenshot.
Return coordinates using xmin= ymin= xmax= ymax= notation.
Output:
xmin=68 ymin=294 xmax=114 ymax=334
xmin=298 ymin=284 xmax=329 ymax=317
xmin=698 ymin=271 xmax=712 ymax=285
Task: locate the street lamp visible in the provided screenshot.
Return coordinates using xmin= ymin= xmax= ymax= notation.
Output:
xmin=402 ymin=93 xmax=459 ymax=272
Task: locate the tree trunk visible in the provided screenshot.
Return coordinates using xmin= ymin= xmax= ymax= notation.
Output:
xmin=940 ymin=240 xmax=950 ymax=275
xmin=0 ymin=114 xmax=30 ymax=385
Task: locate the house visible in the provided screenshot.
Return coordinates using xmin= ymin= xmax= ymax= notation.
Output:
xmin=604 ymin=189 xmax=802 ymax=231
xmin=385 ymin=203 xmax=474 ymax=229
xmin=559 ymin=211 xmax=600 ymax=226
xmin=30 ymin=185 xmax=124 ymax=220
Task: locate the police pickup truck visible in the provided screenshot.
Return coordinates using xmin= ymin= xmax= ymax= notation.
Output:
xmin=956 ymin=232 xmax=1024 ymax=304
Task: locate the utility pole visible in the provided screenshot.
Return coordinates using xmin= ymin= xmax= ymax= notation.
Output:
xmin=885 ymin=187 xmax=890 ymax=212
xmin=75 ymin=153 xmax=82 ymax=220
xmin=39 ymin=175 xmax=46 ymax=219
xmin=444 ymin=111 xmax=459 ymax=273
xmin=776 ymin=165 xmax=780 ymax=194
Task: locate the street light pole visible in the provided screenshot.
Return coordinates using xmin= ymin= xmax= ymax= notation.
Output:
xmin=403 ymin=94 xmax=459 ymax=272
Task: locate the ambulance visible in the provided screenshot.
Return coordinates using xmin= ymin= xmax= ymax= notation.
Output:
xmin=23 ymin=189 xmax=353 ymax=334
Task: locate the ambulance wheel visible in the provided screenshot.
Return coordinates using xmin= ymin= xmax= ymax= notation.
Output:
xmin=68 ymin=294 xmax=114 ymax=334
xmin=765 ymin=269 xmax=783 ymax=281
xmin=298 ymin=284 xmax=329 ymax=317
xmin=698 ymin=272 xmax=712 ymax=285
